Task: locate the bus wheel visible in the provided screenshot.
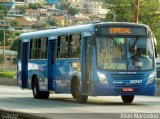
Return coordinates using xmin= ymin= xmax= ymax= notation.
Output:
xmin=72 ymin=93 xmax=76 ymax=98
xmin=121 ymin=95 xmax=134 ymax=103
xmin=75 ymin=81 xmax=88 ymax=103
xmin=32 ymin=78 xmax=49 ymax=99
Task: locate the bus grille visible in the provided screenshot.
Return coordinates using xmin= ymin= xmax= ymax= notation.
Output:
xmin=109 ymin=74 xmax=145 ymax=94
xmin=109 ymin=74 xmax=145 ymax=80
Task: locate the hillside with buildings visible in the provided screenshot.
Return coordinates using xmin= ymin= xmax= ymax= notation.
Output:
xmin=0 ymin=0 xmax=109 ymax=32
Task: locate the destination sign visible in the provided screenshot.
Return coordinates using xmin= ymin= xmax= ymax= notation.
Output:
xmin=96 ymin=26 xmax=148 ymax=36
xmin=109 ymin=28 xmax=131 ymax=34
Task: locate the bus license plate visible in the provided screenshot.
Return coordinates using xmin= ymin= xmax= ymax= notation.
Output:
xmin=123 ymin=88 xmax=133 ymax=92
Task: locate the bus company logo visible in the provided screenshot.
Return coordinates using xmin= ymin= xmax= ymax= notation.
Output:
xmin=113 ymin=81 xmax=124 ymax=84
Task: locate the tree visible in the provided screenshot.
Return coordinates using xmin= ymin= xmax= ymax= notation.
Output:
xmin=0 ymin=30 xmax=4 ymax=45
xmin=0 ymin=5 xmax=7 ymax=19
xmin=105 ymin=0 xmax=160 ymax=52
xmin=105 ymin=0 xmax=134 ymax=22
xmin=47 ymin=16 xmax=57 ymax=26
xmin=28 ymin=3 xmax=42 ymax=10
xmin=59 ymin=3 xmax=70 ymax=10
xmin=19 ymin=7 xmax=26 ymax=14
xmin=68 ymin=7 xmax=79 ymax=16
xmin=5 ymin=30 xmax=15 ymax=46
xmin=10 ymin=20 xmax=20 ymax=28
xmin=10 ymin=39 xmax=19 ymax=51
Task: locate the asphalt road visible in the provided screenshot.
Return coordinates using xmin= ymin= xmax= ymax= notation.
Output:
xmin=0 ymin=85 xmax=160 ymax=119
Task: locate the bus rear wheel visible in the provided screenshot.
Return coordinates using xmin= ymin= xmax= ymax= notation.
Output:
xmin=32 ymin=78 xmax=49 ymax=99
xmin=75 ymin=81 xmax=88 ymax=103
xmin=121 ymin=95 xmax=134 ymax=103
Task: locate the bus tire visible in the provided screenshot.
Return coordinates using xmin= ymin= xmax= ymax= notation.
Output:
xmin=75 ymin=80 xmax=88 ymax=103
xmin=121 ymin=95 xmax=134 ymax=103
xmin=32 ymin=77 xmax=49 ymax=99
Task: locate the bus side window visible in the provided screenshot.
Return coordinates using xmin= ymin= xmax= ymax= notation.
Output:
xmin=30 ymin=38 xmax=48 ymax=59
xmin=57 ymin=36 xmax=68 ymax=58
xmin=39 ymin=37 xmax=48 ymax=59
xmin=68 ymin=34 xmax=81 ymax=58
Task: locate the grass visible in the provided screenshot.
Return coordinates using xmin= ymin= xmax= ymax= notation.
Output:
xmin=0 ymin=71 xmax=16 ymax=78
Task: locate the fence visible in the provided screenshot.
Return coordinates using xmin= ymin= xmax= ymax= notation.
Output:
xmin=0 ymin=49 xmax=17 ymax=71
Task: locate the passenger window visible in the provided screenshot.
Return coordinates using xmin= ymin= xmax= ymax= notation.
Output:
xmin=30 ymin=38 xmax=48 ymax=59
xmin=57 ymin=36 xmax=68 ymax=58
xmin=68 ymin=34 xmax=81 ymax=58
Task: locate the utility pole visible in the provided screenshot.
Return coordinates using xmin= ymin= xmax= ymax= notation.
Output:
xmin=134 ymin=0 xmax=139 ymax=23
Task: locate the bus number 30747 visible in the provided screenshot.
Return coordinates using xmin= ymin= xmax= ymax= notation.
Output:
xmin=130 ymin=80 xmax=142 ymax=84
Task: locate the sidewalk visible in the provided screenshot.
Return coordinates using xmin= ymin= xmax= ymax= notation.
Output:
xmin=0 ymin=78 xmax=16 ymax=86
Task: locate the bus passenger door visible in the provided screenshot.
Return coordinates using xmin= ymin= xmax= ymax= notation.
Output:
xmin=48 ymin=40 xmax=57 ymax=90
xmin=21 ymin=42 xmax=29 ymax=88
xmin=82 ymin=33 xmax=93 ymax=94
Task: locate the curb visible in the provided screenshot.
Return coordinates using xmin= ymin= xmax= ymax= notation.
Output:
xmin=0 ymin=108 xmax=49 ymax=119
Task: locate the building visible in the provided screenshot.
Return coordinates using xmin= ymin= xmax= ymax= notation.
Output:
xmin=14 ymin=18 xmax=33 ymax=32
xmin=6 ymin=9 xmax=23 ymax=20
xmin=0 ymin=20 xmax=10 ymax=29
xmin=13 ymin=0 xmax=27 ymax=7
xmin=24 ymin=9 xmax=39 ymax=21
xmin=85 ymin=1 xmax=109 ymax=15
xmin=0 ymin=0 xmax=15 ymax=9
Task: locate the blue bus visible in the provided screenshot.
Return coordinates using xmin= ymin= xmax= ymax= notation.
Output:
xmin=17 ymin=22 xmax=157 ymax=103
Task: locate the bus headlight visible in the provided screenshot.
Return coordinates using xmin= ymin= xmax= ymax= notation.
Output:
xmin=97 ymin=72 xmax=108 ymax=84
xmin=146 ymin=72 xmax=156 ymax=85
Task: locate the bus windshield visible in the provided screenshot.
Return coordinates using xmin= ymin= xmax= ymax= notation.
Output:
xmin=96 ymin=36 xmax=154 ymax=71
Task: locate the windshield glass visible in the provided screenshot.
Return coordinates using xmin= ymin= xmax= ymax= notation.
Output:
xmin=96 ymin=36 xmax=154 ymax=71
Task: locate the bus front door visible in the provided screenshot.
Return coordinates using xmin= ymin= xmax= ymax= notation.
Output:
xmin=48 ymin=40 xmax=57 ymax=90
xmin=21 ymin=42 xmax=29 ymax=88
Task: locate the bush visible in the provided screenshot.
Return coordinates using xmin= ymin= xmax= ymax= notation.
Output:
xmin=0 ymin=71 xmax=16 ymax=78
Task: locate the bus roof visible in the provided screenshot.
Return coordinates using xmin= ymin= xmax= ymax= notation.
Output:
xmin=20 ymin=23 xmax=94 ymax=40
xmin=20 ymin=22 xmax=151 ymax=41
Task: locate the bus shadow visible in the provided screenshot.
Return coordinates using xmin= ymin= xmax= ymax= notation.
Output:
xmin=48 ymin=97 xmax=146 ymax=106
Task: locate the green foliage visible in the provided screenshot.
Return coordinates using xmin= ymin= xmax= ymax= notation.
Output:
xmin=68 ymin=7 xmax=79 ymax=16
xmin=0 ymin=71 xmax=16 ymax=78
xmin=0 ymin=5 xmax=7 ymax=19
xmin=47 ymin=17 xmax=57 ymax=26
xmin=19 ymin=7 xmax=26 ymax=14
xmin=105 ymin=0 xmax=134 ymax=22
xmin=105 ymin=0 xmax=160 ymax=53
xmin=28 ymin=3 xmax=42 ymax=10
xmin=10 ymin=20 xmax=20 ymax=28
xmin=15 ymin=32 xmax=20 ymax=36
xmin=5 ymin=30 xmax=15 ymax=46
xmin=0 ymin=30 xmax=15 ymax=46
xmin=10 ymin=39 xmax=19 ymax=51
xmin=0 ymin=30 xmax=4 ymax=45
xmin=59 ymin=3 xmax=70 ymax=10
